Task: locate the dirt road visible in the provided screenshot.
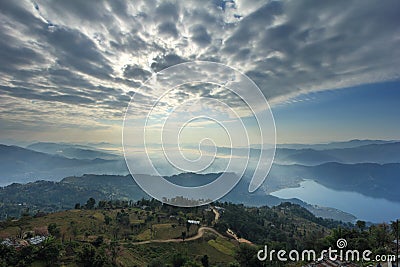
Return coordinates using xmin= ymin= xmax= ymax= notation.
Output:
xmin=130 ymin=226 xmax=224 ymax=245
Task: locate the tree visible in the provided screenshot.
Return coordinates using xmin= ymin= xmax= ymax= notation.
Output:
xmin=234 ymin=244 xmax=264 ymax=267
xmin=38 ymin=238 xmax=62 ymax=266
xmin=77 ymin=244 xmax=110 ymax=267
xmin=171 ymin=253 xmax=187 ymax=267
xmin=78 ymin=244 xmax=96 ymax=267
xmin=98 ymin=200 xmax=107 ymax=209
xmin=86 ymin=197 xmax=96 ymax=209
xmin=74 ymin=203 xmax=81 ymax=209
xmin=356 ymin=220 xmax=366 ymax=232
xmin=181 ymin=231 xmax=186 ymax=241
xmin=116 ymin=211 xmax=130 ymax=226
xmin=355 ymin=237 xmax=370 ymax=252
xmin=48 ymin=223 xmax=60 ymax=238
xmin=69 ymin=221 xmax=78 ymax=239
xmin=391 ymin=220 xmax=399 ymax=238
xmin=0 ymin=244 xmax=19 ymax=266
xmin=93 ymin=249 xmax=109 ymax=267
xmin=371 ymin=223 xmax=391 ymax=248
xmin=104 ymin=215 xmax=112 ymax=225
xmin=149 ymin=259 xmax=166 ymax=267
xmin=109 ymin=241 xmax=121 ymax=265
xmin=18 ymin=245 xmax=37 ymax=265
xmin=93 ymin=236 xmax=104 ymax=247
xmin=201 ymin=255 xmax=209 ymax=267
xmin=183 ymin=260 xmax=202 ymax=267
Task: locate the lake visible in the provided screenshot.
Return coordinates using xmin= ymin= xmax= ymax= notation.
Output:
xmin=270 ymin=179 xmax=400 ymax=223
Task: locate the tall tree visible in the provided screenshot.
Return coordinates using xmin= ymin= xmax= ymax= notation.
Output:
xmin=356 ymin=220 xmax=366 ymax=232
xmin=86 ymin=197 xmax=96 ymax=209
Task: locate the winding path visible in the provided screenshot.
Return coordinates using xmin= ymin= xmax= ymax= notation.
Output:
xmin=128 ymin=206 xmax=224 ymax=245
xmin=125 ymin=206 xmax=255 ymax=246
xmin=129 ymin=226 xmax=224 ymax=245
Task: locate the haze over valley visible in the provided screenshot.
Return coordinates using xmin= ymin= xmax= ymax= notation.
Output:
xmin=1 ymin=139 xmax=399 ymax=222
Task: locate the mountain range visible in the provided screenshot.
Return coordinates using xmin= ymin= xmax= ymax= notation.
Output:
xmin=276 ymin=139 xmax=396 ymax=150
xmin=26 ymin=142 xmax=120 ymax=160
xmin=0 ymin=144 xmax=128 ymax=185
xmin=1 ymin=139 xmax=399 ymax=223
xmin=2 ymin=142 xmax=400 ymax=200
xmin=274 ymin=142 xmax=400 ymax=165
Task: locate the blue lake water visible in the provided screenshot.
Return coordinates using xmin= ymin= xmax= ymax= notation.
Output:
xmin=270 ymin=180 xmax=400 ymax=223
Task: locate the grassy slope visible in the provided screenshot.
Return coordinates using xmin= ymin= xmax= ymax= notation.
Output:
xmin=0 ymin=208 xmax=236 ymax=266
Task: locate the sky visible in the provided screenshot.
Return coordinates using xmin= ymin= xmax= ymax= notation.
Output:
xmin=0 ymin=0 xmax=399 ymax=146
xmin=274 ymin=81 xmax=400 ymax=143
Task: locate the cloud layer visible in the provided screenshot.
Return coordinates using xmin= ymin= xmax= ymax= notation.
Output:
xmin=0 ymin=0 xmax=399 ymax=142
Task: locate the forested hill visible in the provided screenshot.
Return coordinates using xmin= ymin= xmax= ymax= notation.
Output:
xmin=0 ymin=174 xmax=355 ymax=222
xmin=1 ymin=199 xmax=394 ymax=266
xmin=0 ymin=199 xmax=354 ymax=266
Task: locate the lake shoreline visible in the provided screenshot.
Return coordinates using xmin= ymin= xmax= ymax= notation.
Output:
xmin=270 ymin=179 xmax=400 ymax=223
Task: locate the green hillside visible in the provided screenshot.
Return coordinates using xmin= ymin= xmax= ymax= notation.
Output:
xmin=0 ymin=198 xmax=397 ymax=266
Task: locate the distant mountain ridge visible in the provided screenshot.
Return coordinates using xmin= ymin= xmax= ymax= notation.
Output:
xmin=277 ymin=139 xmax=397 ymax=150
xmin=1 ymin=142 xmax=400 ymax=201
xmin=203 ymin=140 xmax=400 ymax=165
xmin=26 ymin=142 xmax=120 ymax=160
xmin=274 ymin=141 xmax=400 ymax=165
xmin=0 ymin=144 xmax=128 ymax=185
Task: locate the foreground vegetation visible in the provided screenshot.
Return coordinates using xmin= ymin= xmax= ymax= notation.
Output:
xmin=0 ymin=198 xmax=398 ymax=266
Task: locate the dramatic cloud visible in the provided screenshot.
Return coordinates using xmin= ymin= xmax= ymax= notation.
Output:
xmin=0 ymin=0 xmax=399 ymax=142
